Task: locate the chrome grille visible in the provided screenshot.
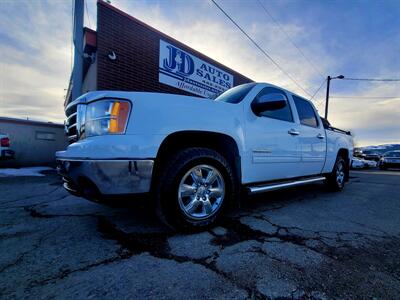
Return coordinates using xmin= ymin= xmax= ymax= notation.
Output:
xmin=65 ymin=99 xmax=85 ymax=143
xmin=65 ymin=112 xmax=77 ymax=142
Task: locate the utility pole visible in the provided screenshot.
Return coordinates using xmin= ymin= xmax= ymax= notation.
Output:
xmin=325 ymin=75 xmax=344 ymax=119
xmin=324 ymin=76 xmax=331 ymax=119
xmin=72 ymin=0 xmax=84 ymax=102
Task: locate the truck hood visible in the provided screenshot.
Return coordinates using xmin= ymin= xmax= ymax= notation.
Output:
xmin=126 ymin=92 xmax=243 ymax=136
xmin=78 ymin=90 xmax=244 ymax=138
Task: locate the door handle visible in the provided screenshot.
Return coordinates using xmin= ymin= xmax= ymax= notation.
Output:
xmin=288 ymin=129 xmax=300 ymax=136
xmin=317 ymin=133 xmax=325 ymax=139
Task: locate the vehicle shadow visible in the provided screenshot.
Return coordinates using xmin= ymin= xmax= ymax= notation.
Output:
xmin=242 ymin=183 xmax=328 ymax=211
xmin=100 ymin=182 xmax=330 ymax=235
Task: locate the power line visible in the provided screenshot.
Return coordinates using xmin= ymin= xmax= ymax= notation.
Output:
xmin=310 ymin=78 xmax=327 ymax=100
xmin=313 ymin=98 xmax=326 ymax=109
xmin=343 ymin=78 xmax=400 ymax=82
xmin=256 ymin=0 xmax=325 ymax=79
xmin=210 ymin=0 xmax=313 ymax=98
xmin=330 ymin=96 xmax=400 ymax=99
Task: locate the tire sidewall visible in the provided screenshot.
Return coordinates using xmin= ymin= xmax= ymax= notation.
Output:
xmin=157 ymin=149 xmax=236 ymax=231
xmin=333 ymin=157 xmax=346 ymax=191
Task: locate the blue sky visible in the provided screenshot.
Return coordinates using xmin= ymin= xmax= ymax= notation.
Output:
xmin=0 ymin=0 xmax=399 ymax=146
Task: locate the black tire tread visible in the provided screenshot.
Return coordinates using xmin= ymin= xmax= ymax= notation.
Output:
xmin=155 ymin=147 xmax=237 ymax=231
xmin=326 ymin=155 xmax=346 ymax=192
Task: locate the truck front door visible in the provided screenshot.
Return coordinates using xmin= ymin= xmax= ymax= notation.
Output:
xmin=243 ymin=86 xmax=302 ymax=183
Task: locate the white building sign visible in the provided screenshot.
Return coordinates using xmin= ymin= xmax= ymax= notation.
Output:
xmin=159 ymin=40 xmax=234 ymax=99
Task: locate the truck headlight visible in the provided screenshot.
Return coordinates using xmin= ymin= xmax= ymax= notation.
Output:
xmin=85 ymin=100 xmax=131 ymax=137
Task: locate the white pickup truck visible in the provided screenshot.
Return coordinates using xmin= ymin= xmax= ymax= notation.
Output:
xmin=57 ymin=82 xmax=353 ymax=230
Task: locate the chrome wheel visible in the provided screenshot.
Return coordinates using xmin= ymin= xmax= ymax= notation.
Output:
xmin=336 ymin=161 xmax=345 ymax=187
xmin=178 ymin=164 xmax=225 ymax=220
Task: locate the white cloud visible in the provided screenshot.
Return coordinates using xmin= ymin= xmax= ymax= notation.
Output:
xmin=329 ymin=83 xmax=400 ymax=146
xmin=0 ymin=0 xmax=72 ymax=122
xmin=0 ymin=0 xmax=398 ymax=146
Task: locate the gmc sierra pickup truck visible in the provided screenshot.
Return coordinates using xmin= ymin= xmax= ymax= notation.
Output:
xmin=57 ymin=82 xmax=353 ymax=230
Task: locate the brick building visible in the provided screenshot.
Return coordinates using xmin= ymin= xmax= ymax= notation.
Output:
xmin=65 ymin=0 xmax=252 ymax=105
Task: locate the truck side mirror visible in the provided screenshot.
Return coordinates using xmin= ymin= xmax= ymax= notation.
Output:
xmin=251 ymin=93 xmax=287 ymax=116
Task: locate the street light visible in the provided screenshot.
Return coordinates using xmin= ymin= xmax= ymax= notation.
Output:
xmin=325 ymin=75 xmax=345 ymax=119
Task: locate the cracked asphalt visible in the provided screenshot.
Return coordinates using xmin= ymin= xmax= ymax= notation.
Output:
xmin=1 ymin=169 xmax=400 ymax=299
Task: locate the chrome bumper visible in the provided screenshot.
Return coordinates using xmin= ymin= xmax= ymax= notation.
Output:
xmin=56 ymin=158 xmax=154 ymax=196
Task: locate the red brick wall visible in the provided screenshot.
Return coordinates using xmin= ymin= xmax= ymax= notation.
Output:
xmin=96 ymin=1 xmax=252 ymax=97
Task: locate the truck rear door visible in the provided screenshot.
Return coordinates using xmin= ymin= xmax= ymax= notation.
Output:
xmin=291 ymin=95 xmax=326 ymax=176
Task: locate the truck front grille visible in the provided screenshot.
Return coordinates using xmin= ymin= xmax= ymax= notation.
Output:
xmin=65 ymin=99 xmax=87 ymax=143
xmin=65 ymin=112 xmax=77 ymax=143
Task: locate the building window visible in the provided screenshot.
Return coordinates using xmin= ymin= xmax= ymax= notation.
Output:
xmin=36 ymin=131 xmax=56 ymax=141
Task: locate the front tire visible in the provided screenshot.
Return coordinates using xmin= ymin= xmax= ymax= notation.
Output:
xmin=155 ymin=147 xmax=237 ymax=231
xmin=326 ymin=156 xmax=347 ymax=191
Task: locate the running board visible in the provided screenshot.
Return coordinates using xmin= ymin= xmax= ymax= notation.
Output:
xmin=247 ymin=176 xmax=326 ymax=194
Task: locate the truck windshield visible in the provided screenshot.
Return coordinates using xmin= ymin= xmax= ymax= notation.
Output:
xmin=215 ymin=83 xmax=257 ymax=104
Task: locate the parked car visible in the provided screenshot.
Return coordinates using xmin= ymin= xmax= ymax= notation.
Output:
xmin=361 ymin=150 xmax=381 ymax=161
xmin=378 ymin=150 xmax=400 ymax=170
xmin=351 ymin=157 xmax=377 ymax=169
xmin=353 ymin=148 xmax=363 ymax=158
xmin=0 ymin=133 xmax=15 ymax=160
xmin=57 ymin=82 xmax=353 ymax=230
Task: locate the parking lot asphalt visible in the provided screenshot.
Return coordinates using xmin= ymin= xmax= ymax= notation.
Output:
xmin=1 ymin=169 xmax=400 ymax=299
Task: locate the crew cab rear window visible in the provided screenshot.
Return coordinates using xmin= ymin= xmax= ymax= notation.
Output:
xmin=293 ymin=95 xmax=319 ymax=127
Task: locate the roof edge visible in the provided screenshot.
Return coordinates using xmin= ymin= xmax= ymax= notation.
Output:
xmin=0 ymin=116 xmax=64 ymax=128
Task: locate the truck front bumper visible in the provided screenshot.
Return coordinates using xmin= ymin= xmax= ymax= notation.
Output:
xmin=56 ymin=158 xmax=154 ymax=198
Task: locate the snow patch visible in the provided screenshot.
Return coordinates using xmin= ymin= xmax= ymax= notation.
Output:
xmin=351 ymin=158 xmax=377 ymax=169
xmin=0 ymin=167 xmax=53 ymax=177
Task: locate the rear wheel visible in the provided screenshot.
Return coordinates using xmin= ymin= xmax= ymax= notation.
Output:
xmin=155 ymin=147 xmax=237 ymax=231
xmin=326 ymin=156 xmax=347 ymax=191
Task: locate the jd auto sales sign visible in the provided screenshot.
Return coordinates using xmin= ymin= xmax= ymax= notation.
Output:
xmin=159 ymin=40 xmax=234 ymax=99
